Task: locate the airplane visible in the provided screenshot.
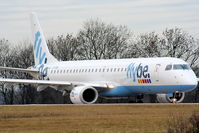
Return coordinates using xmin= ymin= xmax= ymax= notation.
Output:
xmin=0 ymin=12 xmax=198 ymax=104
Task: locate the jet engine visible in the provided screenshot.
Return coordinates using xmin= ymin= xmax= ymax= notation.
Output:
xmin=70 ymin=86 xmax=98 ymax=104
xmin=156 ymin=92 xmax=185 ymax=103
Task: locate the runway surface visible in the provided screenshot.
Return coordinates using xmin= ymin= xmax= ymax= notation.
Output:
xmin=0 ymin=103 xmax=198 ymax=133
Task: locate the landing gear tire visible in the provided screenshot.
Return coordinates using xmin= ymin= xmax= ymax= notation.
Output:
xmin=136 ymin=94 xmax=144 ymax=103
xmin=137 ymin=100 xmax=143 ymax=103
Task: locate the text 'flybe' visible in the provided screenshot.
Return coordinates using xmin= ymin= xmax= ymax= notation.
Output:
xmin=126 ymin=63 xmax=151 ymax=84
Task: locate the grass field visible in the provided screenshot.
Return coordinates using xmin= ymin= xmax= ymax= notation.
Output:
xmin=0 ymin=104 xmax=198 ymax=133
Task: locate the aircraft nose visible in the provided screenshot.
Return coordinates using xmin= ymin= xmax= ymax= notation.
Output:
xmin=180 ymin=77 xmax=197 ymax=92
xmin=187 ymin=77 xmax=197 ymax=86
xmin=184 ymin=71 xmax=198 ymax=90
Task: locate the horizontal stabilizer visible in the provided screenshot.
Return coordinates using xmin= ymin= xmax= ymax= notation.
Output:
xmin=0 ymin=66 xmax=39 ymax=79
xmin=0 ymin=66 xmax=38 ymax=73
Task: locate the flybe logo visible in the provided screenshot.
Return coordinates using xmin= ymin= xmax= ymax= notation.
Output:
xmin=126 ymin=63 xmax=151 ymax=84
xmin=34 ymin=31 xmax=46 ymax=64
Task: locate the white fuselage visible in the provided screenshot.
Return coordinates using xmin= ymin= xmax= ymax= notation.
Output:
xmin=40 ymin=57 xmax=197 ymax=97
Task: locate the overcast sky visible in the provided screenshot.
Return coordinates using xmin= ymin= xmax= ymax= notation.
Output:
xmin=0 ymin=0 xmax=199 ymax=43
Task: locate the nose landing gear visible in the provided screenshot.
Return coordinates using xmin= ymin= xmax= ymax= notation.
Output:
xmin=170 ymin=92 xmax=184 ymax=103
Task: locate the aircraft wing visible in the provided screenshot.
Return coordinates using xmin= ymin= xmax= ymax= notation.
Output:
xmin=0 ymin=78 xmax=109 ymax=91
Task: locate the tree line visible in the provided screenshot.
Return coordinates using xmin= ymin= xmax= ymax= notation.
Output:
xmin=0 ymin=19 xmax=199 ymax=104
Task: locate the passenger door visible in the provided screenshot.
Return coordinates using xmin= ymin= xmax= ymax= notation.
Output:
xmin=155 ymin=64 xmax=161 ymax=82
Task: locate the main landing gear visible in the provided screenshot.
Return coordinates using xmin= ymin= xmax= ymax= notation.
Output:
xmin=136 ymin=94 xmax=144 ymax=103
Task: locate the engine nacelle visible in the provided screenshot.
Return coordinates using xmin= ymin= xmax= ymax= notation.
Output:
xmin=156 ymin=92 xmax=185 ymax=103
xmin=70 ymin=86 xmax=98 ymax=104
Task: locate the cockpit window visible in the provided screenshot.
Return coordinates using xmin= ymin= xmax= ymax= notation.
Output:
xmin=165 ymin=65 xmax=172 ymax=71
xmin=182 ymin=64 xmax=190 ymax=70
xmin=173 ymin=64 xmax=190 ymax=70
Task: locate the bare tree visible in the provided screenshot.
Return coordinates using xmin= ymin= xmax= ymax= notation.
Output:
xmin=77 ymin=19 xmax=131 ymax=60
xmin=0 ymin=39 xmax=15 ymax=104
xmin=124 ymin=32 xmax=161 ymax=58
xmin=11 ymin=42 xmax=37 ymax=104
xmin=125 ymin=28 xmax=199 ymax=66
xmin=0 ymin=41 xmax=37 ymax=104
xmin=47 ymin=34 xmax=79 ymax=61
xmin=161 ymin=28 xmax=198 ymax=63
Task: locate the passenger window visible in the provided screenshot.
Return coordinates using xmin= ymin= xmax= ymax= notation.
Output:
xmin=165 ymin=65 xmax=172 ymax=71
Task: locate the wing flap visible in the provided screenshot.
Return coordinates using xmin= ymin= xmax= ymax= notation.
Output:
xmin=0 ymin=78 xmax=109 ymax=89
